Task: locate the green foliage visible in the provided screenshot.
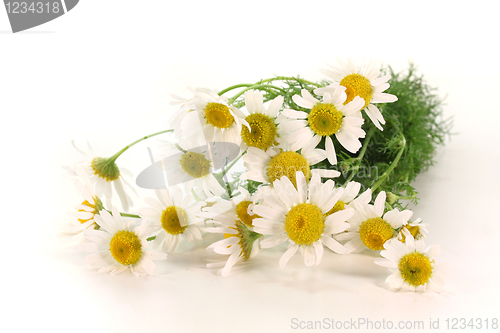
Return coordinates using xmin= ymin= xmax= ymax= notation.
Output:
xmin=226 ymin=65 xmax=452 ymax=210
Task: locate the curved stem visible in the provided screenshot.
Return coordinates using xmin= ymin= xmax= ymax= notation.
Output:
xmin=218 ymin=83 xmax=254 ymax=96
xmin=109 ymin=129 xmax=173 ymax=162
xmin=370 ymin=134 xmax=406 ymax=192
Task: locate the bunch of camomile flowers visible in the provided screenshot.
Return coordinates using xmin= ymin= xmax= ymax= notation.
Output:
xmin=64 ymin=57 xmax=451 ymax=292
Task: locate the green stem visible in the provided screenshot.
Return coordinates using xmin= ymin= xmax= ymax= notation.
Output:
xmin=343 ymin=127 xmax=375 ymax=185
xmin=218 ymin=83 xmax=254 ymax=96
xmin=218 ymin=76 xmax=322 ymax=105
xmin=228 ymin=84 xmax=287 ymax=105
xmin=108 ymin=129 xmax=173 ymax=162
xmin=105 ymin=209 xmax=141 ymax=219
xmin=371 ymin=134 xmax=406 ymax=192
xmin=220 ymin=151 xmax=245 ymax=179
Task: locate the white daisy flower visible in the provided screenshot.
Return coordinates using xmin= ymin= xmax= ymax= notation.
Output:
xmin=84 ymin=207 xmax=167 ymax=277
xmin=397 ymin=218 xmax=429 ymax=242
xmin=202 ymin=190 xmax=263 ymax=276
xmin=339 ymin=191 xmax=413 ymax=253
xmin=318 ymin=57 xmax=398 ymax=131
xmin=252 ymin=171 xmax=354 ymax=268
xmin=375 ymin=230 xmax=446 ymax=292
xmin=240 ymin=90 xmax=284 ymax=151
xmin=279 ymin=86 xmax=366 ymax=165
xmin=66 ymin=141 xmax=134 ymax=211
xmin=139 ymin=186 xmax=205 ymax=253
xmin=65 ymin=167 xmax=104 ymax=236
xmin=169 ymin=87 xmax=218 ymax=130
xmin=175 ymin=89 xmax=248 ymax=148
xmin=242 ymin=146 xmax=340 ymax=190
xmin=323 ymin=181 xmax=370 ymax=217
xmin=161 ymin=144 xmax=226 ymax=199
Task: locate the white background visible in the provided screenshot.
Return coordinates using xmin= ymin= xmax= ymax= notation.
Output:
xmin=1 ymin=1 xmax=499 ymax=332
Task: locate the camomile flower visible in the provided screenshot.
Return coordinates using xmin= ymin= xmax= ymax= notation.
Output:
xmin=175 ymin=89 xmax=249 ymax=148
xmin=65 ymin=167 xmax=104 ymax=236
xmin=279 ymin=86 xmax=366 ymax=165
xmin=169 ymin=87 xmax=218 ymax=130
xmin=65 ymin=141 xmax=134 ymax=211
xmin=139 ymin=186 xmax=205 ymax=253
xmin=161 ymin=144 xmax=226 ymax=199
xmin=240 ymin=90 xmax=284 ymax=151
xmin=375 ymin=229 xmax=446 ymax=292
xmin=397 ymin=218 xmax=429 ymax=243
xmin=84 ymin=207 xmax=167 ymax=277
xmin=242 ymin=146 xmax=340 ymax=190
xmin=202 ymin=191 xmax=263 ymax=276
xmin=339 ymin=191 xmax=413 ymax=253
xmin=324 ymin=181 xmax=370 ymax=217
xmin=252 ymin=171 xmax=354 ymax=268
xmin=317 ymin=57 xmax=398 ymax=131
xmin=201 ymin=186 xmax=260 ymax=228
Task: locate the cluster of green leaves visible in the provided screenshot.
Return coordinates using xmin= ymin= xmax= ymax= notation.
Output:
xmin=227 ymin=65 xmax=452 ymax=209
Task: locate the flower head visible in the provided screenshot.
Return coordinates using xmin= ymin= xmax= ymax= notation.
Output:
xmin=252 ymin=171 xmax=353 ymax=268
xmin=84 ymin=208 xmax=167 ymax=277
xmin=139 ymin=186 xmax=205 ymax=253
xmin=279 ymin=86 xmax=366 ymax=164
xmin=317 ymin=57 xmax=398 ymax=131
xmin=240 ymin=90 xmax=284 ymax=151
xmin=339 ymin=191 xmax=413 ymax=253
xmin=202 ymin=187 xmax=263 ymax=276
xmin=174 ymin=89 xmax=248 ymax=148
xmin=65 ymin=167 xmax=104 ymax=236
xmin=66 ymin=141 xmax=135 ymax=211
xmin=375 ymin=229 xmax=446 ymax=292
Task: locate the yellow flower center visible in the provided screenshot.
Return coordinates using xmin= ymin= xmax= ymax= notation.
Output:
xmin=267 ymin=151 xmax=311 ymax=187
xmin=91 ymin=157 xmax=120 ymax=181
xmin=241 ymin=113 xmax=277 ymax=150
xmin=339 ymin=73 xmax=373 ymax=109
xmin=399 ymin=225 xmax=421 ymax=243
xmin=308 ymin=103 xmax=343 ymax=136
xmin=285 ymin=203 xmax=324 ymax=245
xmin=180 ymin=152 xmax=210 ymax=178
xmin=235 ymin=200 xmax=260 ymax=227
xmin=205 ymin=102 xmax=235 ymax=129
xmin=109 ymin=230 xmax=143 ymax=266
xmin=358 ymin=217 xmax=395 ymax=250
xmin=78 ymin=196 xmax=103 ymax=229
xmin=161 ymin=206 xmax=189 ymax=235
xmin=325 ymin=200 xmax=345 ymax=217
xmin=398 ymin=252 xmax=433 ymax=287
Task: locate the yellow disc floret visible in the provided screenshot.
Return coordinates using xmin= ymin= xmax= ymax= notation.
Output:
xmin=308 ymin=103 xmax=343 ymax=136
xmin=91 ymin=157 xmax=120 ymax=181
xmin=161 ymin=206 xmax=189 ymax=235
xmin=340 ymin=74 xmax=373 ymax=109
xmin=358 ymin=217 xmax=395 ymax=250
xmin=241 ymin=113 xmax=277 ymax=149
xmin=398 ymin=225 xmax=422 ymax=243
xmin=205 ymin=102 xmax=235 ymax=129
xmin=235 ymin=200 xmax=260 ymax=227
xmin=180 ymin=152 xmax=210 ymax=178
xmin=398 ymin=252 xmax=433 ymax=287
xmin=109 ymin=230 xmax=143 ymax=266
xmin=267 ymin=151 xmax=311 ymax=187
xmin=325 ymin=200 xmax=345 ymax=217
xmin=285 ymin=203 xmax=324 ymax=245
